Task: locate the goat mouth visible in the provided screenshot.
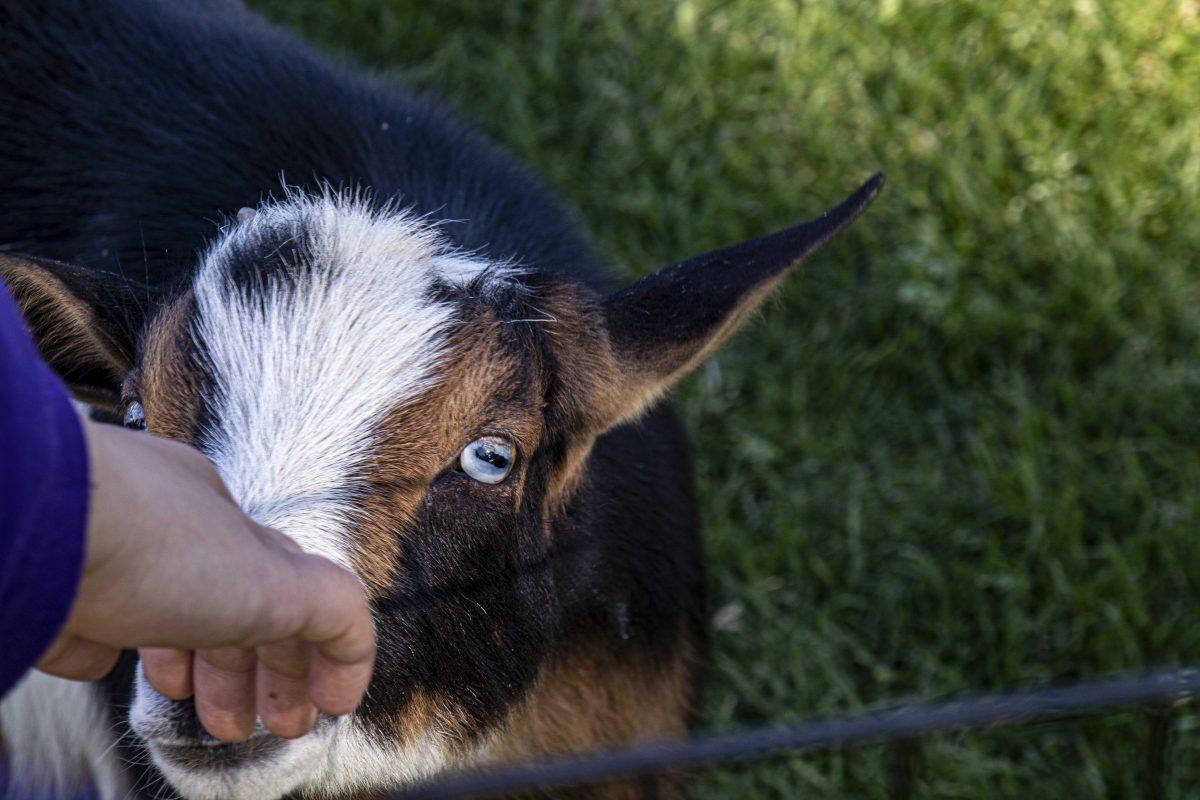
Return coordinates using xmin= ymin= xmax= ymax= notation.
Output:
xmin=149 ymin=733 xmax=287 ymax=769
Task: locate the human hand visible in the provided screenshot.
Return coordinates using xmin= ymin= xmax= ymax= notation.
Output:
xmin=36 ymin=417 xmax=376 ymax=742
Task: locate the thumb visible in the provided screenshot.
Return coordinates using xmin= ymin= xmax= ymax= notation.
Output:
xmin=37 ymin=635 xmax=121 ymax=681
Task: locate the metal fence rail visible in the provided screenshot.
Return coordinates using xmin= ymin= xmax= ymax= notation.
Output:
xmin=396 ymin=669 xmax=1200 ymax=800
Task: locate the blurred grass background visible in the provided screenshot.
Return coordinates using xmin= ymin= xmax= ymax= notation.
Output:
xmin=250 ymin=1 xmax=1200 ymax=796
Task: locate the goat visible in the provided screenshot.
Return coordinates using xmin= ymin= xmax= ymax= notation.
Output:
xmin=0 ymin=1 xmax=882 ymax=798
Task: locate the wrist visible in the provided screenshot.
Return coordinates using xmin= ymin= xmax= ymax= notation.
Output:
xmin=65 ymin=417 xmax=140 ymax=642
xmin=77 ymin=418 xmax=123 ymax=583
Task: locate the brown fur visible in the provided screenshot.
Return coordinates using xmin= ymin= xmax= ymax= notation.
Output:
xmin=135 ymin=291 xmax=204 ymax=441
xmin=0 ymin=254 xmax=131 ymax=397
xmin=511 ymin=282 xmax=623 ymax=510
xmin=488 ymin=645 xmax=695 ymax=799
xmin=354 ymin=305 xmax=547 ymax=593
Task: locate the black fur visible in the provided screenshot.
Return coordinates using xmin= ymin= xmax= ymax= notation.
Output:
xmin=604 ymin=175 xmax=884 ymax=363
xmin=0 ymin=0 xmax=607 ymax=293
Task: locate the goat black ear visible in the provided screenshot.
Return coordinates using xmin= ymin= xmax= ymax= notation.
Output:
xmin=599 ymin=173 xmax=884 ymax=425
xmin=0 ymin=253 xmax=145 ymax=402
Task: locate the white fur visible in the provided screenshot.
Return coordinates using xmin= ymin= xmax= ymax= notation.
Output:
xmin=192 ymin=192 xmax=501 ymax=568
xmin=132 ymin=665 xmax=329 ymax=800
xmin=0 ymin=672 xmax=126 ymax=799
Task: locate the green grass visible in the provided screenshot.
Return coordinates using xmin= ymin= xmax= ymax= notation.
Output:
xmin=249 ymin=2 xmax=1200 ymax=796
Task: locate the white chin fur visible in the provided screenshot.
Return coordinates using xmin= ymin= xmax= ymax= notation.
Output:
xmin=131 ymin=666 xmax=328 ymax=800
xmin=147 ymin=737 xmax=329 ymax=800
xmin=131 ymin=665 xmax=462 ymax=800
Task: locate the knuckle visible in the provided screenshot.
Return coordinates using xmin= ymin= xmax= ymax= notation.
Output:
xmin=195 ymin=702 xmax=253 ymax=741
xmin=259 ymin=644 xmax=310 ymax=681
xmin=199 ymin=647 xmax=257 ymax=675
xmin=261 ymin=708 xmax=314 ymax=740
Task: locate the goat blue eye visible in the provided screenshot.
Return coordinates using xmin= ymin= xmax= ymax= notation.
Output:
xmin=460 ymin=437 xmax=515 ymax=484
xmin=123 ymin=402 xmax=146 ymax=431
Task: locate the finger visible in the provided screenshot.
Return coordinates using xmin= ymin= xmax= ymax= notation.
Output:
xmin=302 ymin=566 xmax=372 ymax=714
xmin=254 ymin=551 xmax=375 ymax=716
xmin=290 ymin=555 xmax=376 ymax=717
xmin=194 ymin=647 xmax=258 ymax=741
xmin=256 ymin=639 xmax=317 ymax=739
xmin=140 ymin=648 xmax=194 ymax=700
xmin=309 ymin=645 xmax=375 ymax=718
xmin=36 ymin=635 xmax=120 ymax=681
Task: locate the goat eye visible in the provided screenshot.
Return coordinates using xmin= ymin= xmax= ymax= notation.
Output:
xmin=459 ymin=437 xmax=515 ymax=484
xmin=123 ymin=402 xmax=146 ymax=431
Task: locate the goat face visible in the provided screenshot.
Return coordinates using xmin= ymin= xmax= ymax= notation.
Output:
xmin=0 ymin=176 xmax=881 ymax=800
xmin=121 ymin=194 xmax=600 ymax=799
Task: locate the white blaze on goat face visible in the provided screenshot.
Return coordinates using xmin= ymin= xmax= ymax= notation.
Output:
xmin=190 ymin=193 xmax=500 ymax=567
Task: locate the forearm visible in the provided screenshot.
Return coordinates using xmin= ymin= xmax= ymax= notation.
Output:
xmin=0 ymin=285 xmax=88 ymax=698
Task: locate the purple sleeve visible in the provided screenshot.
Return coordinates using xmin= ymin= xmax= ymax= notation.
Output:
xmin=0 ymin=284 xmax=89 ymax=698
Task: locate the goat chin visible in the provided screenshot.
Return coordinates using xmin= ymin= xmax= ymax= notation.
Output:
xmin=129 ymin=664 xmax=468 ymax=800
xmin=142 ymin=737 xmax=329 ymax=800
xmin=130 ymin=665 xmax=327 ymax=800
xmin=0 ymin=668 xmax=466 ymax=800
